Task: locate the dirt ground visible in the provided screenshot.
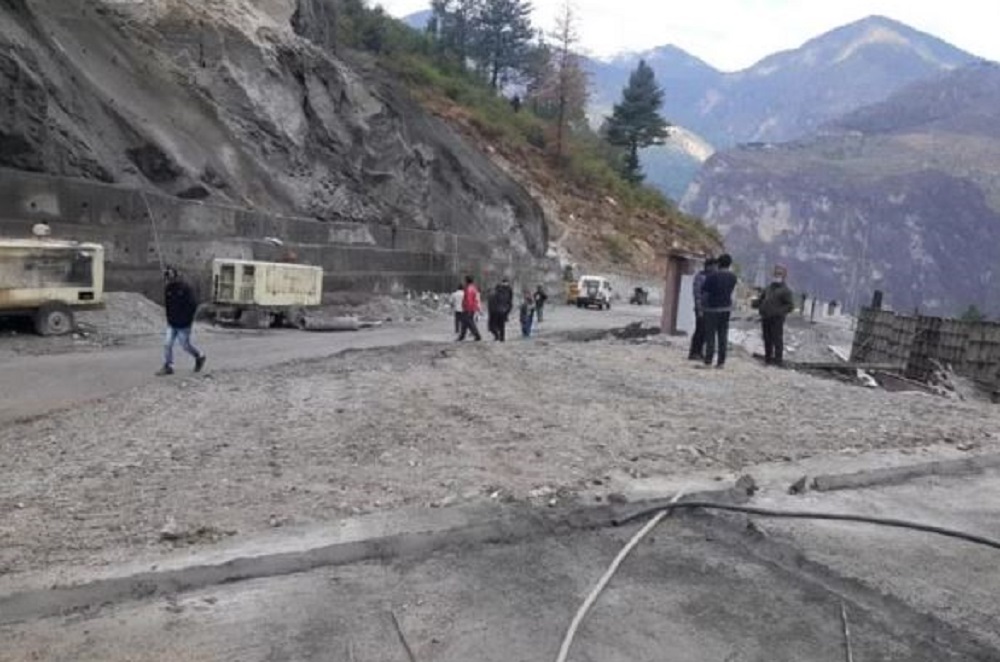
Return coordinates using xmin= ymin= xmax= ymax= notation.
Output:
xmin=2 ymin=329 xmax=999 ymax=578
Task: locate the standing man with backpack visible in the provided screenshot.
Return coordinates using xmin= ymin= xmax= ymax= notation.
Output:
xmin=158 ymin=267 xmax=206 ymax=376
xmin=700 ymin=254 xmax=738 ymax=369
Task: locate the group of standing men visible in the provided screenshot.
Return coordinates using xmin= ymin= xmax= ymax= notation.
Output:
xmin=689 ymin=254 xmax=795 ymax=368
xmin=449 ymin=276 xmax=547 ymax=342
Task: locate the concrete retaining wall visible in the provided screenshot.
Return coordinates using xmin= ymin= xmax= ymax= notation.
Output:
xmin=851 ymin=307 xmax=1000 ymax=392
xmin=0 ymin=169 xmax=558 ymax=301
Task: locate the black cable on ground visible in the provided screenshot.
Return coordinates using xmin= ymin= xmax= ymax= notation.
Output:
xmin=614 ymin=501 xmax=1000 ymax=551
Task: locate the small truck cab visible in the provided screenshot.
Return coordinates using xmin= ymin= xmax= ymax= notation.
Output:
xmin=575 ymin=275 xmax=613 ymax=310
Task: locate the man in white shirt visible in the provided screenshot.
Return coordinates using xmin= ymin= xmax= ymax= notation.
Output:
xmin=449 ymin=284 xmax=465 ymax=336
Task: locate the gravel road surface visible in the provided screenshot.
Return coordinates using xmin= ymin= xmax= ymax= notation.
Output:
xmin=1 ymin=309 xmax=997 ymax=579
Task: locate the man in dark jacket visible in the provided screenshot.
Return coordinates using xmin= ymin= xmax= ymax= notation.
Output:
xmin=533 ymin=285 xmax=548 ymax=323
xmin=158 ymin=267 xmax=206 ymax=376
xmin=689 ymin=258 xmax=716 ymax=360
xmin=758 ymin=265 xmax=795 ymax=365
xmin=489 ymin=278 xmax=514 ymax=342
xmin=700 ymin=253 xmax=738 ymax=368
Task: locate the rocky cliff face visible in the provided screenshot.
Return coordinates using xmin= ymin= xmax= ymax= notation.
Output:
xmin=0 ymin=0 xmax=550 ymax=283
xmin=682 ymin=63 xmax=1000 ymax=317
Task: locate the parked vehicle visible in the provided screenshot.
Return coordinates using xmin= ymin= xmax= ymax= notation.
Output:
xmin=0 ymin=238 xmax=105 ymax=335
xmin=566 ymin=281 xmax=580 ymax=305
xmin=210 ymin=258 xmax=323 ymax=328
xmin=575 ymin=275 xmax=613 ymax=310
xmin=629 ymin=287 xmax=650 ymax=305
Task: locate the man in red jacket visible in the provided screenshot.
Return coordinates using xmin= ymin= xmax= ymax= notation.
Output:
xmin=458 ymin=275 xmax=482 ymax=341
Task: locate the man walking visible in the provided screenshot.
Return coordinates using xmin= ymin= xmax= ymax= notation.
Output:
xmin=700 ymin=254 xmax=738 ymax=369
xmin=490 ymin=277 xmax=514 ymax=342
xmin=533 ymin=285 xmax=548 ymax=323
xmin=758 ymin=265 xmax=795 ymax=366
xmin=458 ymin=275 xmax=482 ymax=341
xmin=688 ymin=258 xmax=716 ymax=360
xmin=520 ymin=290 xmax=536 ymax=338
xmin=449 ymin=283 xmax=465 ymax=336
xmin=158 ymin=267 xmax=206 ymax=376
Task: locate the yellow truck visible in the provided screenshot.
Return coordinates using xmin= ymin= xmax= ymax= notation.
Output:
xmin=0 ymin=238 xmax=105 ymax=335
xmin=211 ymin=258 xmax=323 ymax=328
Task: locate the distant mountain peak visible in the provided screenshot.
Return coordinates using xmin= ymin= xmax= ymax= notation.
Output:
xmin=745 ymin=14 xmax=975 ymax=76
xmin=835 ymin=24 xmax=912 ymax=59
xmin=833 ymin=23 xmax=960 ymax=70
xmin=402 ymin=8 xmax=432 ymax=31
xmin=599 ymin=44 xmax=717 ymax=72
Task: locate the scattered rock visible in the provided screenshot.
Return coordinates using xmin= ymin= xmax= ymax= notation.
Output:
xmin=159 ymin=517 xmax=181 ymax=541
xmin=735 ymin=474 xmax=758 ymax=496
xmin=676 ymin=444 xmax=706 ymax=460
xmin=430 ymin=495 xmax=458 ymax=509
xmin=611 ymin=322 xmax=661 ymax=341
xmin=788 ymin=476 xmax=809 ymax=495
xmin=159 ymin=519 xmax=235 ymax=545
xmin=607 ymin=493 xmax=628 ymax=505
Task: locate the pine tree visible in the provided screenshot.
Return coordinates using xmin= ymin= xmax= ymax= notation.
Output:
xmin=604 ymin=60 xmax=670 ymax=184
xmin=430 ymin=0 xmax=482 ymax=67
xmin=473 ymin=0 xmax=534 ymax=89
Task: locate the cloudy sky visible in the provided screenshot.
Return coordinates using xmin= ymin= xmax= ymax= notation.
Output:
xmin=375 ymin=0 xmax=998 ymax=71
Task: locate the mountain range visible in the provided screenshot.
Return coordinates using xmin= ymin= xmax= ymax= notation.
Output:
xmin=681 ymin=61 xmax=1000 ymax=317
xmin=584 ymin=15 xmax=982 ymax=198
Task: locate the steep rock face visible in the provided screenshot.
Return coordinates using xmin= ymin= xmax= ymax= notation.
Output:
xmin=682 ymin=63 xmax=1000 ymax=317
xmin=0 ymin=0 xmax=548 ymax=265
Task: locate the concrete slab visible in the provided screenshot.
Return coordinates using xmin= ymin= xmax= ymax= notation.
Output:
xmin=0 ymin=518 xmax=971 ymax=662
xmin=613 ymin=443 xmax=995 ymax=502
xmin=751 ymin=469 xmax=1000 ymax=652
xmin=1 ymin=490 xmax=753 ymax=626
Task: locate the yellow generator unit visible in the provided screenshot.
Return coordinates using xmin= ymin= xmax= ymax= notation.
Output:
xmin=211 ymin=258 xmax=322 ymax=328
xmin=0 ymin=239 xmax=105 ymax=335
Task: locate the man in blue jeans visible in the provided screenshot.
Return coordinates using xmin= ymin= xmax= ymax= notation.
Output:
xmin=157 ymin=267 xmax=206 ymax=376
xmin=700 ymin=253 xmax=738 ymax=368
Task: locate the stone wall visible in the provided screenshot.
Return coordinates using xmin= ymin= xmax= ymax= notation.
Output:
xmin=0 ymin=169 xmax=559 ymax=302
